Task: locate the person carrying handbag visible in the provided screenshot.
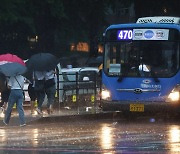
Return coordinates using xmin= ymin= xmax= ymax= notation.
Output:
xmin=3 ymin=75 xmax=26 ymax=127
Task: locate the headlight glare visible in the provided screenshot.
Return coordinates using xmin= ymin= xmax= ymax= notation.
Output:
xmin=101 ymin=90 xmax=111 ymax=100
xmin=101 ymin=84 xmax=112 ymax=101
xmin=168 ymin=91 xmax=180 ymax=102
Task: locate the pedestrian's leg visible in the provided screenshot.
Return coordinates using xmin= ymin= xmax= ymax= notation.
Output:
xmin=28 ymin=85 xmax=36 ymax=115
xmin=2 ymin=102 xmax=8 ymax=114
xmin=0 ymin=102 xmax=5 ymax=114
xmin=4 ymin=92 xmax=15 ymax=124
xmin=30 ymin=101 xmax=35 ymax=114
xmin=36 ymin=90 xmax=45 ymax=114
xmin=46 ymin=86 xmax=56 ymax=114
xmin=16 ymin=92 xmax=26 ymax=126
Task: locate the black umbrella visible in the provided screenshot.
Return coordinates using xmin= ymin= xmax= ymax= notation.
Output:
xmin=26 ymin=53 xmax=59 ymax=71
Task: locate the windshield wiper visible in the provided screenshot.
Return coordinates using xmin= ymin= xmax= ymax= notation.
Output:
xmin=117 ymin=75 xmax=123 ymax=82
xmin=139 ymin=63 xmax=160 ymax=83
xmin=150 ymin=69 xmax=160 ymax=83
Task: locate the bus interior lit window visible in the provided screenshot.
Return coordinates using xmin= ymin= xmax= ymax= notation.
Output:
xmin=105 ymin=29 xmax=179 ymax=78
xmin=116 ymin=45 xmax=120 ymax=64
xmin=109 ymin=45 xmax=113 ymax=63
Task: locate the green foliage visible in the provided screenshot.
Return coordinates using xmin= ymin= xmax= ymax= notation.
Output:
xmin=0 ymin=0 xmax=115 ymax=58
xmin=0 ymin=0 xmax=178 ymax=59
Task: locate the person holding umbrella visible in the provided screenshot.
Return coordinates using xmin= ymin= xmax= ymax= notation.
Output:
xmin=3 ymin=75 xmax=26 ymax=126
xmin=26 ymin=53 xmax=59 ymax=115
xmin=34 ymin=69 xmax=56 ymax=115
xmin=33 ymin=70 xmax=45 ymax=115
xmin=0 ymin=53 xmax=27 ymax=126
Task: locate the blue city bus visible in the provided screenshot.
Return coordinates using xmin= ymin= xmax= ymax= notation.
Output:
xmin=101 ymin=16 xmax=180 ymax=114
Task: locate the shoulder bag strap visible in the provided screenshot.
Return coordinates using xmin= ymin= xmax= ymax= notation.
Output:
xmin=15 ymin=77 xmax=25 ymax=100
xmin=15 ymin=76 xmax=23 ymax=90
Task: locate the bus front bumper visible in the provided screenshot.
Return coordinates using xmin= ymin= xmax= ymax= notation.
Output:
xmin=102 ymin=100 xmax=180 ymax=113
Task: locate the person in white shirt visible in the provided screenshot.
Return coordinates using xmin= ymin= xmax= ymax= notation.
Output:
xmin=34 ymin=71 xmax=46 ymax=115
xmin=34 ymin=70 xmax=56 ymax=115
xmin=3 ymin=75 xmax=26 ymax=127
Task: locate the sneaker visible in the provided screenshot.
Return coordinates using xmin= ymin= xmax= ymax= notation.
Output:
xmin=36 ymin=108 xmax=43 ymax=115
xmin=47 ymin=108 xmax=50 ymax=114
xmin=3 ymin=120 xmax=8 ymax=126
xmin=0 ymin=107 xmax=3 ymax=113
xmin=1 ymin=107 xmax=4 ymax=113
xmin=31 ymin=110 xmax=35 ymax=115
xmin=1 ymin=107 xmax=6 ymax=114
xmin=47 ymin=106 xmax=53 ymax=115
xmin=20 ymin=124 xmax=26 ymax=127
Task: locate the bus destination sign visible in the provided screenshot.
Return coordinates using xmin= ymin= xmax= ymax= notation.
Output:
xmin=117 ymin=30 xmax=133 ymax=40
xmin=117 ymin=29 xmax=169 ymax=41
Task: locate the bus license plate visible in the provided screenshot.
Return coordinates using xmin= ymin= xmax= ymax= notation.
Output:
xmin=130 ymin=104 xmax=144 ymax=112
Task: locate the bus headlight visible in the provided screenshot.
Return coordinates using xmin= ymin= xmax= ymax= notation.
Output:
xmin=168 ymin=91 xmax=180 ymax=102
xmin=101 ymin=85 xmax=111 ymax=101
xmin=167 ymin=84 xmax=180 ymax=102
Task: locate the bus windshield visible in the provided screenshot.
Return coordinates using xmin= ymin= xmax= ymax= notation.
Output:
xmin=104 ymin=40 xmax=179 ymax=78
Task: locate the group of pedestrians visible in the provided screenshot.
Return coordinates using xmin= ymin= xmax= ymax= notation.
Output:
xmin=1 ymin=69 xmax=56 ymax=127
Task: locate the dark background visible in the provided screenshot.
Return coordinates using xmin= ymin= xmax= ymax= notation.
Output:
xmin=0 ymin=0 xmax=179 ymax=60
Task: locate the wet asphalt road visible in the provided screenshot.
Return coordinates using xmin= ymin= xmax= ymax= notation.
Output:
xmin=1 ymin=112 xmax=180 ymax=153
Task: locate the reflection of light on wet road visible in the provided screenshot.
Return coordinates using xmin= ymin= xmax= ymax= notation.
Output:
xmin=0 ymin=129 xmax=6 ymax=144
xmin=0 ymin=112 xmax=4 ymax=118
xmin=168 ymin=125 xmax=180 ymax=152
xmin=32 ymin=111 xmax=38 ymax=116
xmin=100 ymin=124 xmax=114 ymax=153
xmin=32 ymin=128 xmax=39 ymax=147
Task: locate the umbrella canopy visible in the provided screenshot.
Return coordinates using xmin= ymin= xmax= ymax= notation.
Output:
xmin=0 ymin=62 xmax=27 ymax=77
xmin=26 ymin=53 xmax=59 ymax=71
xmin=0 ymin=53 xmax=25 ymax=66
xmin=0 ymin=53 xmax=27 ymax=77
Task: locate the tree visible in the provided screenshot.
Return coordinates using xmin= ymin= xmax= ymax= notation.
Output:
xmin=62 ymin=0 xmax=111 ymax=57
xmin=134 ymin=0 xmax=180 ymax=20
xmin=0 ymin=0 xmax=65 ymax=58
xmin=0 ymin=0 xmax=34 ymax=58
xmin=0 ymin=0 xmax=179 ymax=60
xmin=27 ymin=0 xmax=64 ymax=56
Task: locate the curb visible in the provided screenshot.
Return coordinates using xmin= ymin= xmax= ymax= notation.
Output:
xmin=29 ymin=111 xmax=122 ymax=125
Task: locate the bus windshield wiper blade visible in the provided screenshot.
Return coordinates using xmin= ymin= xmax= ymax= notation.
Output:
xmin=151 ymin=70 xmax=160 ymax=83
xmin=152 ymin=76 xmax=160 ymax=82
xmin=117 ymin=75 xmax=123 ymax=82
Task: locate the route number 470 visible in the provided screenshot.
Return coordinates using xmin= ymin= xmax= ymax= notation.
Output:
xmin=118 ymin=30 xmax=133 ymax=40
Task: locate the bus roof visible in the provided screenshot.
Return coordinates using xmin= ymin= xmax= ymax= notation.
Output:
xmin=106 ymin=22 xmax=180 ymax=32
xmin=136 ymin=16 xmax=180 ymax=24
xmin=106 ymin=16 xmax=180 ymax=32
